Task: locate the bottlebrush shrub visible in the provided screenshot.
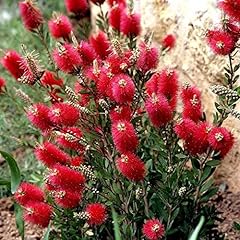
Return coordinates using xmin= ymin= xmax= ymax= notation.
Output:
xmin=1 ymin=1 xmax=239 ymax=239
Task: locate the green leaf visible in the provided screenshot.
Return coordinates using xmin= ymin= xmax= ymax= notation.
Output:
xmin=206 ymin=160 xmax=221 ymax=167
xmin=200 ymin=178 xmax=214 ymax=193
xmin=200 ymin=166 xmax=212 ymax=183
xmin=43 ymin=223 xmax=51 ymax=240
xmin=233 ymin=222 xmax=240 ymax=231
xmin=0 ymin=151 xmax=21 ymax=193
xmin=111 ymin=207 xmax=122 ymax=240
xmin=0 ymin=177 xmax=11 ymax=187
xmin=189 ymin=216 xmax=205 ymax=240
xmin=14 ymin=204 xmax=24 ymax=240
xmin=191 ymin=158 xmax=200 ymax=170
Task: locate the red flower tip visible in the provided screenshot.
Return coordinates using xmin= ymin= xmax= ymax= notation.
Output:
xmin=53 ymin=189 xmax=82 ymax=208
xmin=78 ymin=41 xmax=97 ymax=66
xmin=70 ymin=156 xmax=84 ymax=166
xmin=108 ymin=0 xmax=126 ymax=7
xmin=14 ymin=182 xmax=45 ymax=207
xmin=27 ymin=103 xmax=52 ymax=132
xmin=40 ymin=71 xmax=63 ymax=87
xmin=111 ymin=120 xmax=138 ymax=153
xmin=110 ymin=105 xmax=132 ymax=122
xmin=112 ymin=74 xmax=135 ymax=103
xmin=89 ymin=31 xmax=111 ymax=60
xmin=162 ymin=34 xmax=176 ymax=50
xmin=116 ymin=152 xmax=146 ymax=181
xmin=0 ymin=77 xmax=6 ymax=93
xmin=1 ymin=50 xmax=25 ymax=79
xmin=137 ymin=42 xmax=159 ymax=73
xmin=85 ymin=203 xmax=107 ymax=225
xmin=47 ymin=164 xmax=85 ymax=192
xmin=19 ymin=0 xmax=43 ymax=31
xmin=64 ymin=0 xmax=89 ymax=14
xmin=24 ymin=202 xmax=52 ymax=228
xmin=208 ymin=127 xmax=234 ymax=157
xmin=143 ymin=219 xmax=165 ymax=240
xmin=206 ymin=29 xmax=236 ymax=55
xmin=48 ymin=14 xmax=72 ymax=40
xmin=35 ymin=141 xmax=70 ymax=167
xmin=120 ymin=12 xmax=141 ymax=37
xmin=53 ymin=43 xmax=82 ymax=73
xmin=226 ymin=20 xmax=240 ymax=40
xmin=74 ymin=81 xmax=90 ymax=106
xmin=218 ymin=0 xmax=240 ymax=22
xmin=56 ymin=127 xmax=84 ymax=151
xmin=109 ymin=3 xmax=125 ymax=31
xmin=145 ymin=93 xmax=173 ymax=128
xmin=49 ymin=103 xmax=79 ymax=126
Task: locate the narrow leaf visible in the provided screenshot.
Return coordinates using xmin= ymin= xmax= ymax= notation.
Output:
xmin=14 ymin=203 xmax=25 ymax=240
xmin=189 ymin=216 xmax=205 ymax=240
xmin=111 ymin=207 xmax=122 ymax=240
xmin=43 ymin=223 xmax=51 ymax=240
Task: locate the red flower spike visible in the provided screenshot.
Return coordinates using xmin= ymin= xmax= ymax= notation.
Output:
xmin=90 ymin=0 xmax=105 ymax=5
xmin=71 ymin=156 xmax=84 ymax=166
xmin=1 ymin=50 xmax=25 ymax=79
xmin=40 ymin=71 xmax=63 ymax=87
xmin=116 ymin=152 xmax=146 ymax=181
xmin=49 ymin=103 xmax=79 ymax=126
xmin=74 ymin=81 xmax=90 ymax=106
xmin=85 ymin=203 xmax=107 ymax=225
xmin=226 ymin=20 xmax=240 ymax=40
xmin=206 ymin=29 xmax=236 ymax=55
xmin=120 ymin=12 xmax=141 ymax=37
xmin=0 ymin=78 xmax=6 ymax=93
xmin=53 ymin=189 xmax=82 ymax=209
xmin=56 ymin=127 xmax=84 ymax=151
xmin=90 ymin=31 xmax=111 ymax=60
xmin=34 ymin=141 xmax=70 ymax=168
xmin=136 ymin=42 xmax=159 ymax=73
xmin=108 ymin=0 xmax=126 ymax=7
xmin=64 ymin=0 xmax=89 ymax=14
xmin=145 ymin=94 xmax=173 ymax=128
xmin=48 ymin=14 xmax=73 ymax=40
xmin=109 ymin=4 xmax=125 ymax=31
xmin=218 ymin=0 xmax=240 ymax=22
xmin=19 ymin=0 xmax=43 ymax=31
xmin=111 ymin=120 xmax=138 ymax=153
xmin=143 ymin=219 xmax=165 ymax=240
xmin=27 ymin=103 xmax=52 ymax=132
xmin=47 ymin=164 xmax=85 ymax=192
xmin=112 ymin=74 xmax=135 ymax=103
xmin=110 ymin=105 xmax=132 ymax=122
xmin=96 ymin=68 xmax=113 ymax=99
xmin=24 ymin=202 xmax=52 ymax=228
xmin=208 ymin=127 xmax=234 ymax=157
xmin=52 ymin=43 xmax=82 ymax=73
xmin=161 ymin=34 xmax=176 ymax=50
xmin=14 ymin=182 xmax=44 ymax=207
xmin=77 ymin=41 xmax=97 ymax=66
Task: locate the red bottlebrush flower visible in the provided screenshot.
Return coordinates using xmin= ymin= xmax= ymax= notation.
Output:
xmin=106 ymin=54 xmax=126 ymax=74
xmin=145 ymin=73 xmax=160 ymax=96
xmin=137 ymin=42 xmax=159 ymax=73
xmin=161 ymin=34 xmax=176 ymax=50
xmin=181 ymin=85 xmax=202 ymax=122
xmin=19 ymin=0 xmax=43 ymax=31
xmin=108 ymin=0 xmax=126 ymax=7
xmin=53 ymin=189 xmax=82 ymax=209
xmin=64 ymin=0 xmax=89 ymax=14
xmin=85 ymin=203 xmax=107 ymax=225
xmin=120 ymin=12 xmax=141 ymax=37
xmin=34 ymin=142 xmax=70 ymax=168
xmin=218 ymin=0 xmax=240 ymax=22
xmin=1 ymin=50 xmax=25 ymax=79
xmin=77 ymin=41 xmax=97 ymax=66
xmin=48 ymin=14 xmax=73 ymax=40
xmin=40 ymin=71 xmax=63 ymax=87
xmin=145 ymin=93 xmax=173 ymax=128
xmin=24 ymin=202 xmax=52 ymax=228
xmin=56 ymin=127 xmax=84 ymax=151
xmin=143 ymin=219 xmax=165 ymax=240
xmin=74 ymin=81 xmax=90 ymax=106
xmin=112 ymin=74 xmax=135 ymax=103
xmin=0 ymin=78 xmax=6 ymax=93
xmin=14 ymin=182 xmax=44 ymax=207
xmin=226 ymin=20 xmax=240 ymax=40
xmin=70 ymin=156 xmax=84 ymax=166
xmin=90 ymin=31 xmax=111 ymax=60
xmin=206 ymin=29 xmax=236 ymax=55
xmin=111 ymin=120 xmax=138 ymax=153
xmin=109 ymin=4 xmax=125 ymax=31
xmin=48 ymin=164 xmax=85 ymax=192
xmin=116 ymin=152 xmax=146 ymax=181
xmin=110 ymin=105 xmax=132 ymax=122
xmin=27 ymin=103 xmax=52 ymax=132
xmin=52 ymin=43 xmax=82 ymax=73
xmin=90 ymin=0 xmax=105 ymax=5
xmin=208 ymin=127 xmax=234 ymax=157
xmin=49 ymin=103 xmax=79 ymax=126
